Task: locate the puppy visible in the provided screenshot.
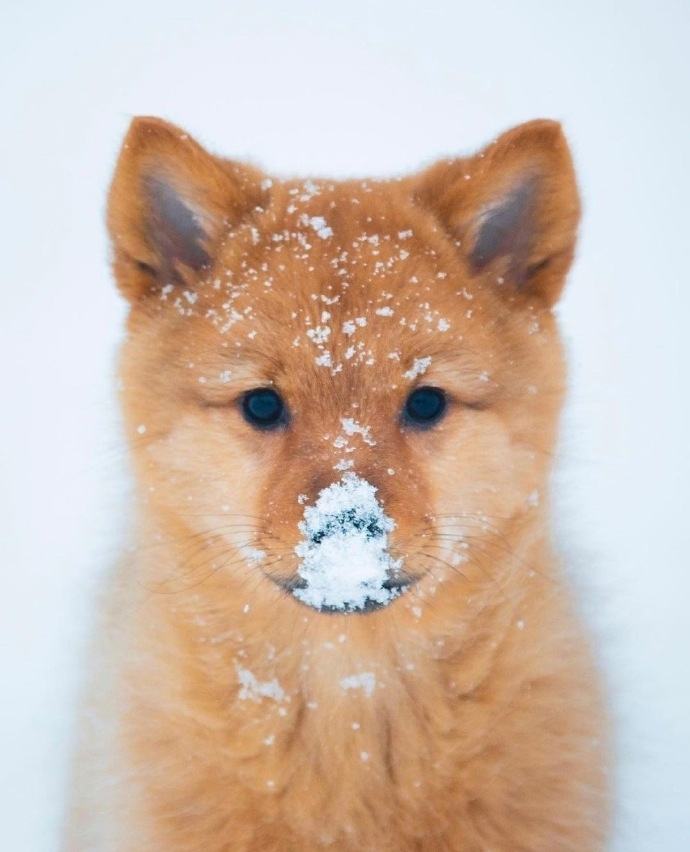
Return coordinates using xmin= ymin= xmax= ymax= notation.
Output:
xmin=64 ymin=117 xmax=609 ymax=850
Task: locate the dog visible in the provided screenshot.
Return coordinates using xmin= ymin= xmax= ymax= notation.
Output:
xmin=64 ymin=116 xmax=609 ymax=850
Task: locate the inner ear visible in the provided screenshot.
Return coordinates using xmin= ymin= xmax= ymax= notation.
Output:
xmin=413 ymin=120 xmax=580 ymax=306
xmin=470 ymin=178 xmax=537 ymax=286
xmin=107 ymin=117 xmax=270 ymax=301
xmin=144 ymin=175 xmax=212 ymax=279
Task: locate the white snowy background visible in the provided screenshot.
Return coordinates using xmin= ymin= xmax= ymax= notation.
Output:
xmin=1 ymin=1 xmax=688 ymax=849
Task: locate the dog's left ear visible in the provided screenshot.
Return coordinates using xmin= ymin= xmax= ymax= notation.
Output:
xmin=107 ymin=117 xmax=267 ymax=301
xmin=414 ymin=120 xmax=580 ymax=306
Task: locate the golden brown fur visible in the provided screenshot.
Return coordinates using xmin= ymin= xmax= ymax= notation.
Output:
xmin=64 ymin=117 xmax=609 ymax=850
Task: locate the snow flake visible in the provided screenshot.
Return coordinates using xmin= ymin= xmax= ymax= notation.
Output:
xmin=340 ymin=672 xmax=377 ymax=698
xmin=340 ymin=417 xmax=376 ymax=446
xmin=403 ymin=357 xmax=432 ymax=380
xmin=300 ymin=213 xmax=333 ymax=240
xmin=236 ymin=665 xmax=287 ymax=704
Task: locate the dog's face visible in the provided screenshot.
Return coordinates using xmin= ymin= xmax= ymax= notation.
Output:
xmin=112 ymin=119 xmax=578 ymax=621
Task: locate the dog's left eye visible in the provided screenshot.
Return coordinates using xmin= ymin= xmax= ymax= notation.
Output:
xmin=241 ymin=388 xmax=287 ymax=429
xmin=403 ymin=386 xmax=447 ymax=428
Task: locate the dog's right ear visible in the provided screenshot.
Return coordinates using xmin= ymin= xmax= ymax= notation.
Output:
xmin=413 ymin=120 xmax=580 ymax=307
xmin=107 ymin=117 xmax=266 ymax=301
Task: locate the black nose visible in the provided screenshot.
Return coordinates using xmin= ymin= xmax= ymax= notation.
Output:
xmin=308 ymin=508 xmax=385 ymax=545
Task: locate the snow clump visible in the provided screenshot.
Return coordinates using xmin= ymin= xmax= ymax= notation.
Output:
xmin=293 ymin=473 xmax=402 ymax=611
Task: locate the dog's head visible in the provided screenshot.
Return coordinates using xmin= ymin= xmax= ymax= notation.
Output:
xmin=109 ymin=117 xmax=579 ymax=621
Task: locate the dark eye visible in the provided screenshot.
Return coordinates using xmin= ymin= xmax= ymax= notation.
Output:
xmin=241 ymin=388 xmax=287 ymax=429
xmin=403 ymin=386 xmax=447 ymax=428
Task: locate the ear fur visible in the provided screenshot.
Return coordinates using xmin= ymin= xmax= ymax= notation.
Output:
xmin=415 ymin=120 xmax=580 ymax=306
xmin=107 ymin=117 xmax=266 ymax=300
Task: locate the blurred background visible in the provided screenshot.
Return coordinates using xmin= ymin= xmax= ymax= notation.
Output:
xmin=1 ymin=1 xmax=688 ymax=848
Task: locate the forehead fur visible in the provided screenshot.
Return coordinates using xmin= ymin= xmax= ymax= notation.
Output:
xmin=144 ymin=175 xmax=508 ymax=388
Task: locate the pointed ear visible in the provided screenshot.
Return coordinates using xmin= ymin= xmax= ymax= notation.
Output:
xmin=414 ymin=120 xmax=580 ymax=306
xmin=107 ymin=117 xmax=267 ymax=300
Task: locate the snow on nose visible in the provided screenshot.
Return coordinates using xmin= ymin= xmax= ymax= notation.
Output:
xmin=293 ymin=473 xmax=403 ymax=612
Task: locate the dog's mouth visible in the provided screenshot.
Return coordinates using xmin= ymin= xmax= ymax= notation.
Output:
xmin=274 ymin=570 xmax=414 ymax=614
xmin=272 ymin=473 xmax=412 ymax=615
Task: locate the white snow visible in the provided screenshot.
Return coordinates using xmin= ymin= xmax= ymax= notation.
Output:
xmin=340 ymin=671 xmax=377 ymax=697
xmin=403 ymin=356 xmax=432 ymax=380
xmin=339 ymin=417 xmax=376 ymax=446
xmin=240 ymin=546 xmax=266 ymax=564
xmin=299 ymin=213 xmax=333 ymax=240
xmin=342 ymin=317 xmax=367 ymax=335
xmin=293 ymin=473 xmax=402 ymax=611
xmin=236 ymin=665 xmax=287 ymax=703
xmin=306 ymin=325 xmax=331 ymax=344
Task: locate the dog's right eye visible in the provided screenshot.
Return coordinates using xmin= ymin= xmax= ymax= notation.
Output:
xmin=403 ymin=386 xmax=447 ymax=428
xmin=241 ymin=388 xmax=287 ymax=430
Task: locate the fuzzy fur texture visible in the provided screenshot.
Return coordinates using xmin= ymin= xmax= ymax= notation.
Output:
xmin=64 ymin=117 xmax=610 ymax=850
